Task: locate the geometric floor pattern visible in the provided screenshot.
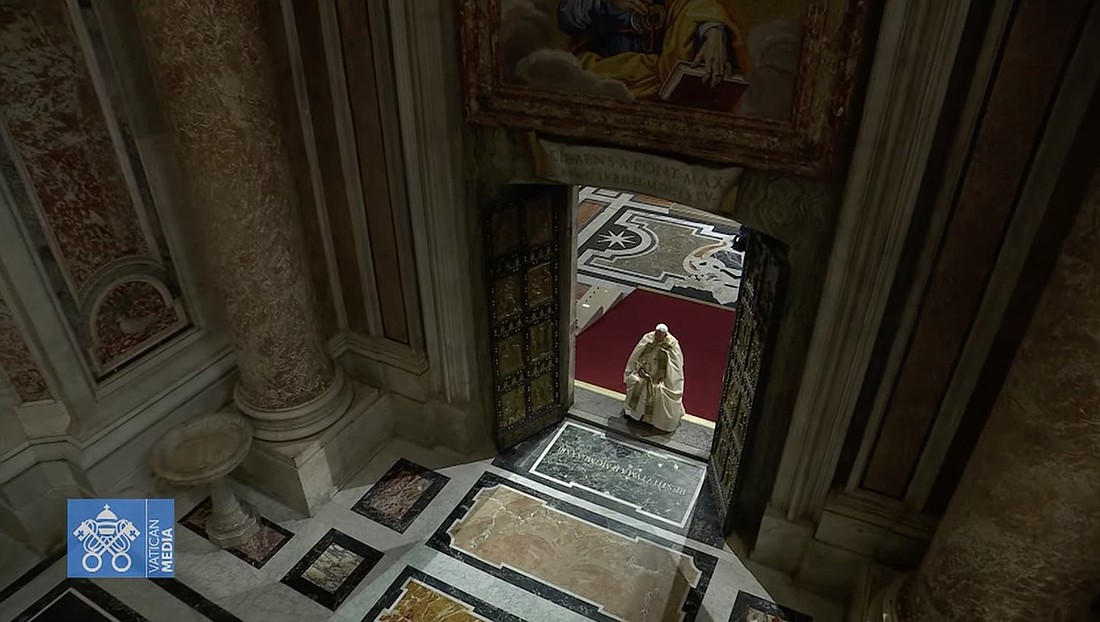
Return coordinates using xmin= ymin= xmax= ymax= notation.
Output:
xmin=0 ymin=426 xmax=842 ymax=622
xmin=576 ymin=186 xmax=744 ymax=309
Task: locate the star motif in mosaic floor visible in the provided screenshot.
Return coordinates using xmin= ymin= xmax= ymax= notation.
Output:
xmin=597 ymin=229 xmax=638 ymax=249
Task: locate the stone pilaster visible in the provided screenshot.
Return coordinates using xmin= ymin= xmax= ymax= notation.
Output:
xmin=895 ymin=172 xmax=1100 ymax=620
xmin=131 ymin=0 xmax=350 ymax=443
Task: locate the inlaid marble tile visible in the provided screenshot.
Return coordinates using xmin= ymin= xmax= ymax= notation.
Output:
xmin=493 ymin=419 xmax=725 ymax=547
xmin=576 ymin=199 xmax=605 ymax=231
xmin=12 ymin=579 xmax=147 ymax=622
xmin=280 ymin=528 xmax=382 ymax=611
xmin=180 ymin=498 xmax=293 ymax=568
xmin=729 ymin=591 xmax=812 ymax=622
xmin=303 ymin=543 xmax=362 ymax=593
xmin=363 ymin=566 xmax=524 ymax=622
xmin=429 ymin=472 xmax=717 ymax=622
xmin=351 ymin=459 xmax=449 ymax=533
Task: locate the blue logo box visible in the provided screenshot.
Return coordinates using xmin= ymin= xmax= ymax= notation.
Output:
xmin=67 ymin=498 xmax=175 ymax=578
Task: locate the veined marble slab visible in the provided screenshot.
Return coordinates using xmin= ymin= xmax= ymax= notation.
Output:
xmin=351 ymin=459 xmax=449 ymax=533
xmin=280 ymin=528 xmax=383 ymax=611
xmin=428 ymin=472 xmax=718 ymax=622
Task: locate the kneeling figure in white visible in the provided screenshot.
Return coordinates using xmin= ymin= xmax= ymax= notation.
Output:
xmin=623 ymin=323 xmax=686 ymax=432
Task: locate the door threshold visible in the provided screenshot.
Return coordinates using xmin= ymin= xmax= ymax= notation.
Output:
xmin=570 ymin=383 xmax=715 ymax=461
xmin=567 ymin=409 xmax=712 ymax=463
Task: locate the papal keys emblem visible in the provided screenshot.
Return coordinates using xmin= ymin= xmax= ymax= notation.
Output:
xmin=72 ymin=503 xmax=141 ymax=573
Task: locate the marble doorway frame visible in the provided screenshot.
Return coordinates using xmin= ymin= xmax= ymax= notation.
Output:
xmin=384 ymin=0 xmax=972 ymax=551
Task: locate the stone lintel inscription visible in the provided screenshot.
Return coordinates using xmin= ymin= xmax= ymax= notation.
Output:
xmin=531 ymin=137 xmax=742 ymax=213
xmin=530 ymin=421 xmax=705 ymax=527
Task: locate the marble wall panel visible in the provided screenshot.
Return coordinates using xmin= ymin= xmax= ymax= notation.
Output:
xmin=89 ymin=279 xmax=187 ymax=373
xmin=859 ymin=0 xmax=1092 ymax=498
xmin=291 ymin=0 xmax=368 ymax=334
xmin=925 ymin=75 xmax=1100 ymax=517
xmin=0 ymin=0 xmax=190 ymax=378
xmin=0 ymin=292 xmax=50 ymax=403
xmin=334 ymin=0 xmax=412 ymax=344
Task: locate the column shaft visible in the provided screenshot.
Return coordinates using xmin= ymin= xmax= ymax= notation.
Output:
xmin=133 ymin=0 xmax=349 ymax=441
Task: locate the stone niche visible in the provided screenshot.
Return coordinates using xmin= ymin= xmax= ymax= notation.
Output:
xmin=468 ymin=127 xmax=842 ymax=537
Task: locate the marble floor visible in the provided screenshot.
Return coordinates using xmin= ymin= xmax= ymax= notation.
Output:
xmin=0 ymin=425 xmax=841 ymax=622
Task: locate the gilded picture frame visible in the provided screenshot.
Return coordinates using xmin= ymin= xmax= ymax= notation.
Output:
xmin=458 ymin=0 xmax=873 ymax=178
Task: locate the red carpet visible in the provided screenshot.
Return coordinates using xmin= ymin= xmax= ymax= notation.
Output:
xmin=575 ymin=288 xmax=736 ymax=421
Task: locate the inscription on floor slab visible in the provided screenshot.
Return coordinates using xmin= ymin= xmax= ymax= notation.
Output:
xmin=530 ymin=421 xmax=707 ymax=528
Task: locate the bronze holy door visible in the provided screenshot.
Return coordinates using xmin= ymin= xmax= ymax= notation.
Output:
xmin=483 ymin=185 xmax=569 ymax=449
xmin=709 ymin=229 xmax=786 ymax=532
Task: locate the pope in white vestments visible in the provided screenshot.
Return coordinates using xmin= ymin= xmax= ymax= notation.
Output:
xmin=623 ymin=323 xmax=686 ymax=432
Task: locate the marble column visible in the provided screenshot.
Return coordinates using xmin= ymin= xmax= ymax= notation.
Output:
xmin=897 ymin=173 xmax=1100 ymax=620
xmin=132 ymin=0 xmax=351 ymax=442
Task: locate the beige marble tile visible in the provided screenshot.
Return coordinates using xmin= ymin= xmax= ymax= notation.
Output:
xmin=449 ymin=484 xmax=702 ymax=622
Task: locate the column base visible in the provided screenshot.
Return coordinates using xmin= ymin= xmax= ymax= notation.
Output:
xmin=236 ymin=368 xmax=355 ymax=442
xmin=861 ymin=574 xmax=908 ymax=622
xmin=236 ymin=382 xmax=391 ymax=515
xmin=208 ymin=499 xmax=259 ymax=548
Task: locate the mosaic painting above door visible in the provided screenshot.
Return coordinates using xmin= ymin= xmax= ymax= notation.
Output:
xmin=459 ymin=0 xmax=874 ymax=175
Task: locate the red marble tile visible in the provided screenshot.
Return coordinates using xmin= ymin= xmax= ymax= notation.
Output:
xmin=352 ymin=459 xmax=449 ymax=533
xmin=0 ymin=3 xmax=150 ymax=288
xmin=632 ymin=192 xmax=675 ymax=207
xmin=576 ymin=199 xmax=604 ymax=230
xmin=91 ymin=280 xmax=187 ymax=373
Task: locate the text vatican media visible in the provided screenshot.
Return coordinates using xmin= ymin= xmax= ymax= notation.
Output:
xmin=146 ymin=518 xmax=175 ymax=575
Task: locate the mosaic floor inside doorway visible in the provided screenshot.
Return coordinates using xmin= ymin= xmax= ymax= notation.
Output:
xmin=0 ymin=426 xmax=841 ymax=622
xmin=576 ymin=187 xmax=744 ymax=309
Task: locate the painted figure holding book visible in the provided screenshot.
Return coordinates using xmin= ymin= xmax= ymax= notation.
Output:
xmin=469 ymin=0 xmax=871 ymax=174
xmin=557 ymin=0 xmax=751 ymax=110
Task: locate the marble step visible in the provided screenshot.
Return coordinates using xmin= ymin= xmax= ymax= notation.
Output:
xmin=576 ymin=285 xmax=630 ymax=333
